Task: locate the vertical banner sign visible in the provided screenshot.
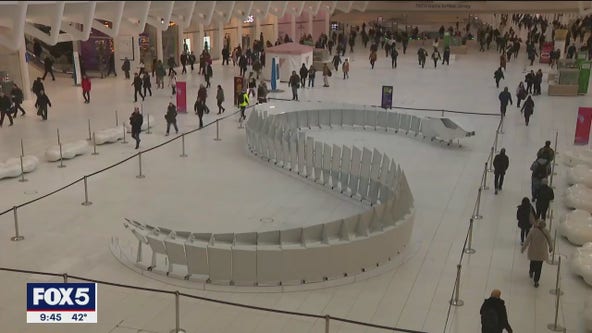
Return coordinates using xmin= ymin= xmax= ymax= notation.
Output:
xmin=234 ymin=76 xmax=244 ymax=106
xmin=271 ymin=57 xmax=277 ymax=91
xmin=176 ymin=81 xmax=187 ymax=113
xmin=575 ymin=107 xmax=592 ymax=145
xmin=27 ymin=283 xmax=97 ymax=323
xmin=381 ymin=85 xmax=393 ymax=109
xmin=73 ymin=51 xmax=82 ymax=86
xmin=540 ymin=42 xmax=554 ymax=64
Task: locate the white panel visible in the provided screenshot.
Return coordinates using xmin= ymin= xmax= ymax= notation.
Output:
xmin=164 ymin=239 xmax=187 ymax=266
xmin=289 ymin=131 xmax=298 ymax=171
xmin=343 ymin=109 xmax=354 ymax=127
xmin=388 ymin=112 xmax=400 ymax=131
xmin=184 ymin=241 xmax=209 ymax=276
xmin=358 ymin=147 xmax=372 ymax=199
xmin=314 ymin=141 xmax=323 ymax=183
xmin=331 ymin=109 xmax=343 ymax=127
xmin=330 ymin=144 xmax=342 ymax=188
xmin=305 ymin=137 xmax=314 ymax=179
xmin=376 ymin=111 xmax=388 ymax=131
xmin=322 ymin=143 xmax=332 ymax=185
xmin=340 ymin=146 xmax=351 ymax=192
xmin=297 ymin=110 xmax=308 ymax=129
xmin=349 ymin=147 xmax=362 ymax=196
xmin=297 ymin=133 xmax=306 ymax=175
xmin=368 ymin=149 xmax=383 ymax=203
xmin=354 ymin=109 xmax=366 ymax=128
xmin=308 ymin=110 xmax=319 ymax=128
xmin=319 ymin=109 xmax=330 ymax=127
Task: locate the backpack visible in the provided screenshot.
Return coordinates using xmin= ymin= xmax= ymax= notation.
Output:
xmin=481 ymin=304 xmax=500 ymax=332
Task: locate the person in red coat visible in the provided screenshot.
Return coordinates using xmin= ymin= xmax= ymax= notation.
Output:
xmin=81 ymin=76 xmax=91 ymax=104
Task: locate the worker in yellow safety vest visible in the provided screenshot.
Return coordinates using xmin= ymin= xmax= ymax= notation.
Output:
xmin=239 ymin=89 xmax=249 ymax=121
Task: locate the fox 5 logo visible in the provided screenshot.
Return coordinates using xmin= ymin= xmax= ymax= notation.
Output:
xmin=27 ymin=283 xmax=96 ymax=311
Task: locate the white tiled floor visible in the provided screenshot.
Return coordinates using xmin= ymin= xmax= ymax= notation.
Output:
xmin=0 ymin=36 xmax=591 ymax=333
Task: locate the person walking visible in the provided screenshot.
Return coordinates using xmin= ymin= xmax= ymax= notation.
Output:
xmin=391 ymin=47 xmax=399 ymax=68
xmin=142 ymin=72 xmax=152 ymax=97
xmin=517 ymin=197 xmax=536 ymax=245
xmin=180 ymin=52 xmax=188 ymax=74
xmin=216 ymin=85 xmax=225 ymax=114
xmin=342 ymin=58 xmax=350 ymax=79
xmin=257 ymin=81 xmax=268 ymax=104
xmin=537 ymin=141 xmax=555 ymax=164
xmin=132 ymin=73 xmax=145 ymax=102
xmin=442 ymin=46 xmax=450 ymax=65
xmin=332 ymin=53 xmax=342 ymax=72
xmin=521 ymin=95 xmax=534 ymax=126
xmin=129 ymin=107 xmax=143 ymax=149
xmin=106 ymin=52 xmax=117 ymax=77
xmin=480 ymin=289 xmax=513 ymax=333
xmin=494 ymin=67 xmax=504 ymax=88
xmin=42 ymin=56 xmax=55 ymax=81
xmin=247 ymin=75 xmax=257 ymax=98
xmin=197 ymin=84 xmax=208 ymax=113
xmin=288 ymin=70 xmax=300 ymax=101
xmin=31 ymin=77 xmax=44 ymax=99
xmin=431 ymin=49 xmax=441 ymax=68
xmin=156 ymin=60 xmax=166 ymax=89
xmin=165 ymin=102 xmax=178 ymax=136
xmin=189 ymin=51 xmax=196 ymax=71
xmin=493 ymin=148 xmax=509 ymax=194
xmin=10 ymin=84 xmax=25 ymax=117
xmin=369 ymin=50 xmax=377 ymax=69
xmin=322 ymin=63 xmax=331 ymax=87
xmin=81 ymin=75 xmax=91 ymax=104
xmin=534 ymin=178 xmax=554 ymax=220
xmin=498 ymin=87 xmax=512 ymax=117
xmin=168 ymin=55 xmax=177 ymax=76
xmin=499 ymin=52 xmax=507 ymax=71
xmin=516 ymin=82 xmax=527 ymax=108
xmin=238 ymin=89 xmax=249 ymax=121
xmin=169 ymin=71 xmax=177 ymax=95
xmin=0 ymin=91 xmax=13 ymax=127
xmin=35 ymin=90 xmax=51 ymax=120
xmin=521 ymin=220 xmax=553 ymax=288
xmin=525 ymin=70 xmax=534 ymax=94
xmin=299 ymin=63 xmax=308 ymax=87
xmin=534 ymin=69 xmax=543 ymax=95
xmin=417 ymin=48 xmax=427 ymax=68
xmin=194 ymin=99 xmax=205 ymax=129
xmin=308 ymin=64 xmax=316 ymax=88
xmin=205 ymin=63 xmax=213 ymax=88
xmin=530 ymin=157 xmax=549 ymax=201
xmin=122 ymin=57 xmax=131 ymax=79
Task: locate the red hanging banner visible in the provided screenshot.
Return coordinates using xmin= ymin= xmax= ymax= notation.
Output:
xmin=575 ymin=107 xmax=592 ymax=145
xmin=176 ymin=81 xmax=187 ymax=113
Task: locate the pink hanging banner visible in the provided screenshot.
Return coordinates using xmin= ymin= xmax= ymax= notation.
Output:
xmin=575 ymin=107 xmax=592 ymax=145
xmin=176 ymin=81 xmax=187 ymax=113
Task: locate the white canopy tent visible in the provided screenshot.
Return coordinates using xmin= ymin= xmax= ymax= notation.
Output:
xmin=263 ymin=43 xmax=313 ymax=83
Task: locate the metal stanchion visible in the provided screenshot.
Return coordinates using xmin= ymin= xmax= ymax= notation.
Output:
xmin=554 ymin=130 xmax=559 ymax=156
xmin=19 ymin=155 xmax=27 ymax=182
xmin=547 ymin=257 xmax=565 ymax=332
xmin=115 ymin=110 xmax=119 ymax=126
xmin=472 ymin=188 xmax=483 ymax=220
xmin=136 ymin=152 xmax=145 ymax=179
xmin=10 ymin=206 xmax=24 ymax=241
xmin=87 ymin=119 xmax=92 ymax=140
xmin=57 ymin=129 xmax=66 ymax=168
xmin=449 ymin=264 xmax=464 ymax=306
xmin=464 ymin=218 xmax=476 ymax=254
xmin=325 ymin=315 xmax=330 ymax=333
xmin=91 ymin=132 xmax=99 ymax=155
xmin=81 ymin=176 xmax=92 ymax=206
xmin=487 ymin=147 xmax=495 ymax=172
xmin=498 ymin=115 xmax=504 ymax=134
xmin=214 ymin=119 xmax=221 ymax=141
xmin=20 ymin=138 xmax=25 ymax=156
xmin=169 ymin=291 xmax=186 ymax=333
xmin=180 ymin=134 xmax=187 ymax=157
xmin=549 ymin=255 xmax=564 ymax=296
xmin=146 ymin=113 xmax=151 ymax=134
xmin=548 ymin=229 xmax=559 ymax=266
xmin=493 ymin=131 xmax=499 ymax=154
xmin=481 ymin=162 xmax=489 ymax=190
xmin=121 ymin=123 xmax=128 ymax=144
xmin=63 ymin=273 xmax=68 ymax=283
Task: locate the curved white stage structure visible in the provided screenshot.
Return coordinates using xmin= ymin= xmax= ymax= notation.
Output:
xmin=119 ymin=107 xmax=475 ymax=286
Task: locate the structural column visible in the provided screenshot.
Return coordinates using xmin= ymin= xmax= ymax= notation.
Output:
xmin=307 ymin=11 xmax=313 ymax=37
xmin=156 ymin=28 xmax=163 ymax=61
xmin=324 ymin=10 xmax=330 ymax=35
xmin=273 ymin=16 xmax=279 ymax=42
xmin=197 ymin=23 xmax=204 ymax=55
xmin=255 ymin=16 xmax=261 ymax=41
xmin=217 ymin=21 xmax=224 ymax=59
xmin=19 ymin=36 xmax=31 ymax=100
xmin=178 ymin=24 xmax=184 ymax=55
xmin=290 ymin=14 xmax=296 ymax=41
xmin=237 ymin=19 xmax=243 ymax=49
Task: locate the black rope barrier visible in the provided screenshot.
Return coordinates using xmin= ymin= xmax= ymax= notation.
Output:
xmin=0 ymin=266 xmax=428 ymax=333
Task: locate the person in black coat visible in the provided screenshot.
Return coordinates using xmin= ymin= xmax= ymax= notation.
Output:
xmin=299 ymin=63 xmax=308 ymax=88
xmin=189 ymin=52 xmax=196 ymax=71
xmin=42 ymin=56 xmax=55 ymax=81
xmin=32 ymin=77 xmax=44 ymax=98
xmin=11 ymin=84 xmax=25 ymax=117
xmin=521 ymin=95 xmax=534 ymax=126
xmin=106 ymin=52 xmax=117 ymax=77
xmin=535 ymin=178 xmax=554 ymax=220
xmin=0 ymin=91 xmax=13 ymax=127
xmin=442 ymin=46 xmax=450 ymax=65
xmin=132 ymin=73 xmax=145 ymax=102
xmin=142 ymin=73 xmax=152 ymax=97
xmin=391 ymin=46 xmax=399 ymax=68
xmin=525 ymin=70 xmax=535 ymax=94
xmin=165 ymin=102 xmax=178 ymax=136
xmin=493 ymin=148 xmax=509 ymax=194
xmin=129 ymin=107 xmax=143 ymax=149
xmin=480 ymin=289 xmax=513 ymax=333
xmin=180 ymin=52 xmax=188 ymax=74
xmin=498 ymin=87 xmax=512 ymax=116
xmin=33 ymin=40 xmax=42 ymax=59
xmin=122 ymin=57 xmax=131 ymax=79
xmin=517 ymin=197 xmax=535 ymax=244
xmin=494 ymin=67 xmax=504 ymax=88
xmin=194 ymin=99 xmax=205 ymax=129
xmin=35 ymin=90 xmax=51 ymax=120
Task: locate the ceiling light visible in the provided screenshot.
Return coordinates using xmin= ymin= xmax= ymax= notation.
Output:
xmin=161 ymin=17 xmax=165 ymax=24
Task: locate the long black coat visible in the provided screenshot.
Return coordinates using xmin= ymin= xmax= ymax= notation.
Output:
xmin=130 ymin=112 xmax=143 ymax=132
